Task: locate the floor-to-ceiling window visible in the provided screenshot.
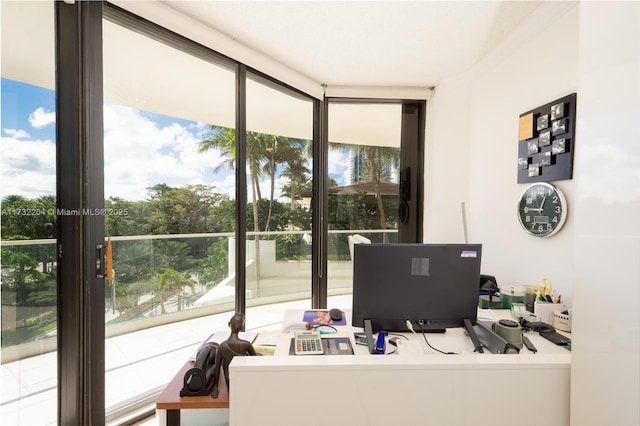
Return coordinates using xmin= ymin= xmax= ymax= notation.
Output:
xmin=1 ymin=2 xmax=424 ymax=423
xmin=102 ymin=12 xmax=238 ymax=419
xmin=1 ymin=2 xmax=57 ymax=424
xmin=244 ymin=74 xmax=314 ymax=310
xmin=326 ymin=102 xmax=402 ymax=294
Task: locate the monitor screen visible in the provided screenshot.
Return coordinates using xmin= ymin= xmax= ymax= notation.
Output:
xmin=351 ymin=243 xmax=482 ymax=332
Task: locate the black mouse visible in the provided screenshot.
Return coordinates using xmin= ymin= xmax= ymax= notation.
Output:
xmin=329 ymin=308 xmax=342 ymax=322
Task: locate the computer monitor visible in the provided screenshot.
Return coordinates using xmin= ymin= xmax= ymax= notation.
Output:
xmin=351 ymin=243 xmax=482 ymax=332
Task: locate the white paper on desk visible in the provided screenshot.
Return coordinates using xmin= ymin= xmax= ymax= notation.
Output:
xmin=477 ymin=307 xmax=496 ymax=320
xmin=253 ymin=332 xmax=280 ymax=347
xmin=205 ymin=331 xmax=257 ymax=344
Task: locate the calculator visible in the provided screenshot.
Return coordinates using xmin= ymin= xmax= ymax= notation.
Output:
xmin=294 ymin=331 xmax=324 ymax=355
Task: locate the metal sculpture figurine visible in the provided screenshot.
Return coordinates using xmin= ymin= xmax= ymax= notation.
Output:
xmin=211 ymin=312 xmax=256 ymax=398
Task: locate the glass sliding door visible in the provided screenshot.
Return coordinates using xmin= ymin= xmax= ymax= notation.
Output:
xmin=244 ymin=74 xmax=314 ymax=313
xmin=102 ymin=15 xmax=236 ymax=419
xmin=1 ymin=2 xmax=57 ymax=425
xmin=326 ymin=102 xmax=402 ymax=295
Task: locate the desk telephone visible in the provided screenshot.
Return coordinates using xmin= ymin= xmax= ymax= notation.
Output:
xmin=180 ymin=342 xmax=217 ymax=396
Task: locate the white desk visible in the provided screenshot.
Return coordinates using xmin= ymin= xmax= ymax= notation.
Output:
xmin=229 ymin=309 xmax=571 ymax=426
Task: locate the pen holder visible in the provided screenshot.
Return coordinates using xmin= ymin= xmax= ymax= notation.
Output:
xmin=534 ymin=301 xmax=567 ymax=324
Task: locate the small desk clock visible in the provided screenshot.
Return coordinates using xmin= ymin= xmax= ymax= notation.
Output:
xmin=517 ymin=182 xmax=567 ymax=237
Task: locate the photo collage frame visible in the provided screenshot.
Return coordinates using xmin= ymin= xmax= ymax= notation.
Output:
xmin=517 ymin=93 xmax=576 ymax=183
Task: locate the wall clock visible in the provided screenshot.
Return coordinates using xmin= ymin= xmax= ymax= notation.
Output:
xmin=517 ymin=182 xmax=567 ymax=237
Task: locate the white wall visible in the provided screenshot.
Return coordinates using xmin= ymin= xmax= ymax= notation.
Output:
xmin=423 ymin=74 xmax=473 ymax=244
xmin=571 ymin=2 xmax=640 ymax=425
xmin=428 ymin=2 xmax=639 ymax=425
xmin=428 ymin=2 xmax=579 ymax=304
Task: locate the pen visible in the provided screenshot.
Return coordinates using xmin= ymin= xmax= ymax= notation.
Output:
xmin=522 ymin=335 xmax=537 ymax=353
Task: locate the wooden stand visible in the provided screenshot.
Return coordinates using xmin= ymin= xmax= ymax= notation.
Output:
xmin=156 ymin=355 xmax=229 ymax=426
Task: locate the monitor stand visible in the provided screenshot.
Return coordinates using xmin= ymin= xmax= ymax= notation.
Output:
xmin=421 ymin=328 xmax=446 ymax=333
xmin=413 ymin=321 xmax=445 ymax=333
xmin=464 ymin=318 xmax=484 ymax=353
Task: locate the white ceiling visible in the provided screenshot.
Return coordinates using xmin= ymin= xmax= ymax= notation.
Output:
xmin=0 ymin=1 xmax=544 ymax=148
xmin=161 ymin=0 xmax=543 ymax=88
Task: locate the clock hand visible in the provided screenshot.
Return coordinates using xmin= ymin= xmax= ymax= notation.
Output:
xmin=539 ymin=196 xmax=546 ymax=210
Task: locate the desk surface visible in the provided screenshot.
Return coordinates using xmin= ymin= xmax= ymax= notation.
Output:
xmin=230 ymin=309 xmax=571 ymax=426
xmin=275 ymin=308 xmax=571 ymax=357
xmin=156 ymin=362 xmax=229 ymax=410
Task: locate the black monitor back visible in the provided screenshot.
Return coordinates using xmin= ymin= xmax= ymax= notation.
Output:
xmin=351 ymin=243 xmax=482 ymax=332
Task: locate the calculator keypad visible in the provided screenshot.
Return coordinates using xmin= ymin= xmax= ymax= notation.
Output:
xmin=294 ymin=331 xmax=324 ymax=355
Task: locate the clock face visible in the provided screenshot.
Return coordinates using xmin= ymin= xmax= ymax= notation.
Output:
xmin=517 ymin=183 xmax=567 ymax=237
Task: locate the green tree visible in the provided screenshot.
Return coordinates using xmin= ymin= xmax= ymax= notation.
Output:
xmin=262 ymin=136 xmax=308 ymax=231
xmin=1 ymin=194 xmax=56 ymax=240
xmin=196 ymin=239 xmax=229 ymax=286
xmin=0 ymin=244 xmax=47 ymax=305
xmin=199 ymin=127 xmax=268 ymax=278
xmin=129 ymin=269 xmax=194 ymax=314
xmin=329 ymin=142 xmax=400 ymax=229
xmin=105 ymin=196 xmax=143 ymax=236
xmin=154 ymin=240 xmax=194 ymax=273
xmin=280 ymin=151 xmax=311 ymax=210
xmin=362 ymin=145 xmax=400 ymax=229
xmin=146 ymin=184 xmax=223 ymax=235
xmin=208 ymin=199 xmax=235 ymax=233
xmin=115 ymin=242 xmax=153 ymax=284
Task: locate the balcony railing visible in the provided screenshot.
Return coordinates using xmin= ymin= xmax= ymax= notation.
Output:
xmin=1 ymin=229 xmax=396 ymax=363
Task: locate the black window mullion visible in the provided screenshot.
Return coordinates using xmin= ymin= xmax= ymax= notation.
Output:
xmin=312 ymin=98 xmax=328 ymax=309
xmin=55 ymin=1 xmax=105 ymax=425
xmin=235 ymin=64 xmax=247 ymax=316
xmin=399 ymin=102 xmax=425 ymax=243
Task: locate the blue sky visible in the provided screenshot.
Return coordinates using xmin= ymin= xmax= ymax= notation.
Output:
xmin=2 ymin=78 xmax=350 ymax=202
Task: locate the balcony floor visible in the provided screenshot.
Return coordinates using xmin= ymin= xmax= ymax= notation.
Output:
xmin=1 ymin=294 xmax=353 ymax=426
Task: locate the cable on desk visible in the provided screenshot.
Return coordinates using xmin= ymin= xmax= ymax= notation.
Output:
xmin=308 ymin=323 xmax=337 ymax=334
xmin=387 ymin=333 xmax=409 ymax=355
xmin=407 ymin=321 xmax=458 ymax=355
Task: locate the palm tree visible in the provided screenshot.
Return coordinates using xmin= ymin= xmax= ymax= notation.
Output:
xmin=279 ymin=144 xmax=310 ymax=208
xmin=116 ymin=242 xmax=153 ymax=284
xmin=329 ymin=142 xmax=400 ymax=229
xmin=263 ymin=136 xmax=308 ymax=230
xmin=154 ymin=240 xmax=193 ymax=273
xmin=198 ymin=126 xmax=267 ymax=279
xmin=128 ymin=268 xmax=194 ymax=314
xmin=362 ymin=145 xmax=400 ymax=228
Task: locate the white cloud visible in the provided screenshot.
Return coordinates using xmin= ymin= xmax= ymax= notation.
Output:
xmin=103 ymin=104 xmax=231 ymax=201
xmin=1 ymin=136 xmax=56 ymax=198
xmin=3 ymin=128 xmax=30 ymax=139
xmin=28 ymin=107 xmax=56 ymax=128
xmin=216 ymin=173 xmax=237 ymax=200
xmin=328 ymin=149 xmax=349 ymax=185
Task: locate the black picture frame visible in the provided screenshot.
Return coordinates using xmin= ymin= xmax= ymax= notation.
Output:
xmin=537 ymin=114 xmax=549 ymax=131
xmin=539 ymin=130 xmax=551 ymax=146
xmin=517 ymin=93 xmax=576 ymax=183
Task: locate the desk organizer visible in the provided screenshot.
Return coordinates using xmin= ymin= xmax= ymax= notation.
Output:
xmin=534 ymin=301 xmax=567 ymax=324
xmin=552 ymin=310 xmax=571 ymax=332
